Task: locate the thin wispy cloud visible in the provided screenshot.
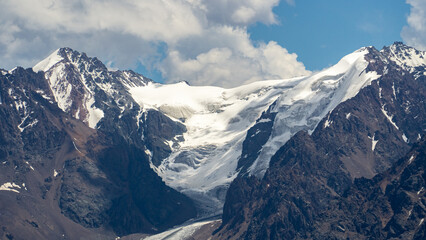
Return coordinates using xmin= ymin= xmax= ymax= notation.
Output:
xmin=0 ymin=0 xmax=310 ymax=87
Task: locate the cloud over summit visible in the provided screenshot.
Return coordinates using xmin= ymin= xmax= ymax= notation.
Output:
xmin=0 ymin=0 xmax=310 ymax=87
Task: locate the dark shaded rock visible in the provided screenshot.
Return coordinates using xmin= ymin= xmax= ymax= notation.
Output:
xmin=237 ymin=101 xmax=277 ymax=175
xmin=98 ymin=144 xmax=197 ymax=235
xmin=59 ymin=157 xmax=112 ymax=228
xmin=143 ymin=109 xmax=187 ymax=166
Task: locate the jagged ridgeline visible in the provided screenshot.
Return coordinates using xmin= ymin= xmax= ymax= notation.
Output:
xmin=216 ymin=42 xmax=425 ymax=239
xmin=0 ymin=42 xmax=424 ymax=239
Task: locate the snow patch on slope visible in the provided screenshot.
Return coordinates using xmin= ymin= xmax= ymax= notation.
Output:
xmin=402 ymin=133 xmax=409 ymax=143
xmin=368 ymin=134 xmax=379 ymax=151
xmin=33 ymin=49 xmax=64 ymax=72
xmin=0 ymin=182 xmax=21 ymax=193
xmin=18 ymin=117 xmax=38 ymax=132
xmin=408 ymin=155 xmax=415 ymax=164
xmin=84 ymin=96 xmax=104 ymax=129
xmin=346 ymin=113 xmax=351 ymax=119
xmin=324 ymin=114 xmax=332 ymax=128
xmin=45 ymin=63 xmax=74 ymax=112
xmin=384 ymin=44 xmax=426 ymax=71
xmin=381 ymin=105 xmax=399 ymax=130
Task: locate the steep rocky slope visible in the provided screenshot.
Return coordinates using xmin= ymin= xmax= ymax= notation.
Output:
xmin=0 ymin=67 xmax=196 ymax=239
xmin=215 ymin=43 xmax=425 ymax=239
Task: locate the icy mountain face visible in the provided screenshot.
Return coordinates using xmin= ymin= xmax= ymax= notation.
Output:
xmin=33 ymin=48 xmax=188 ymax=167
xmin=246 ymin=47 xmax=380 ymax=177
xmin=128 ymin=47 xmax=381 ymax=215
xmin=215 ymin=44 xmax=425 ymax=239
xmin=130 ymin=80 xmax=299 ymax=214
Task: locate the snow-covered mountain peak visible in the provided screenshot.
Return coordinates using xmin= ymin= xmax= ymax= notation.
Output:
xmin=381 ymin=42 xmax=426 ymax=72
xmin=32 ymin=48 xmax=150 ymax=128
xmin=32 ymin=47 xmax=102 ymax=73
xmin=248 ymin=47 xmax=380 ymax=176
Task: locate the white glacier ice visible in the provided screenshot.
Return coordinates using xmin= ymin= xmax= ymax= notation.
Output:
xmin=129 ymin=48 xmax=381 ymax=215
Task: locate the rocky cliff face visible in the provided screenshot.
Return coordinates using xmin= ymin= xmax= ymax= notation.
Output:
xmin=32 ymin=48 xmax=185 ymax=169
xmin=0 ymin=66 xmax=196 ymax=239
xmin=215 ymin=43 xmax=425 ymax=239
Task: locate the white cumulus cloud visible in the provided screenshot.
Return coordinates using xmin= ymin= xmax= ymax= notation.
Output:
xmin=0 ymin=0 xmax=309 ymax=87
xmin=401 ymin=0 xmax=426 ymax=50
xmin=160 ymin=26 xmax=308 ymax=87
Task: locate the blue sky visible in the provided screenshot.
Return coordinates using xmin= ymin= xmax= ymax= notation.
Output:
xmin=0 ymin=0 xmax=424 ymax=87
xmin=140 ymin=0 xmax=411 ymax=81
xmin=249 ymin=0 xmax=410 ymax=71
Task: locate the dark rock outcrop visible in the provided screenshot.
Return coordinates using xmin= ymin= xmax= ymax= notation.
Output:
xmin=237 ymin=101 xmax=277 ymax=175
xmin=142 ymin=109 xmax=187 ymax=167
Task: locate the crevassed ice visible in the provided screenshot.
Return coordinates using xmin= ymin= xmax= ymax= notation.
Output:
xmin=129 ymin=48 xmax=381 ymax=216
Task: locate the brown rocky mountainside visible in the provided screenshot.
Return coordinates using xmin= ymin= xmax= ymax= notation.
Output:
xmin=214 ymin=44 xmax=425 ymax=239
xmin=0 ymin=67 xmax=196 ymax=239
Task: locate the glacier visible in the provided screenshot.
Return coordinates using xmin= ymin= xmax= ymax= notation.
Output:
xmin=128 ymin=47 xmax=380 ymax=215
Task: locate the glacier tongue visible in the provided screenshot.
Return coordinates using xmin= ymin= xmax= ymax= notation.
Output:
xmin=129 ymin=47 xmax=380 ymax=216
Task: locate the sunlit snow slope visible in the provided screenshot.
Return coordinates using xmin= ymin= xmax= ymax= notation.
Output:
xmin=33 ymin=47 xmax=149 ymax=128
xmin=129 ymin=47 xmax=380 ymax=215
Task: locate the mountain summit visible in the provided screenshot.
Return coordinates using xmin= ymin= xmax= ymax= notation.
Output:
xmin=215 ymin=42 xmax=425 ymax=239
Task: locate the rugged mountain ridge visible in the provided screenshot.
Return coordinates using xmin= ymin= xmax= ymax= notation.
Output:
xmin=214 ymin=43 xmax=425 ymax=239
xmin=32 ymin=47 xmax=185 ymax=165
xmin=29 ymin=45 xmax=396 ymax=218
xmin=0 ymin=66 xmax=196 ymax=239
xmin=0 ymin=42 xmax=424 ymax=239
